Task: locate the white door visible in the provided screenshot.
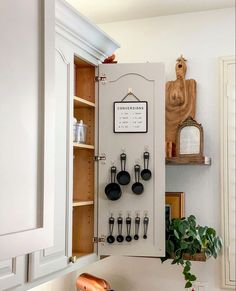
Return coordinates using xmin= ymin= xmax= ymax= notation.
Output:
xmin=97 ymin=63 xmax=165 ymax=257
xmin=0 ymin=257 xmax=25 ymax=290
xmin=28 ymin=48 xmax=73 ymax=281
xmin=0 ymin=0 xmax=55 ymax=260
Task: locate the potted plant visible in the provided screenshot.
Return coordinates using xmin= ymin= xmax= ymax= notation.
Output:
xmin=161 ymin=215 xmax=223 ymax=288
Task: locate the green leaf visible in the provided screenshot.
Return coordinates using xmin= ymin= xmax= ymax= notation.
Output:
xmin=190 ymin=274 xmax=197 ymax=281
xmin=183 ymin=265 xmax=190 ymax=273
xmin=185 ymin=281 xmax=192 ymax=288
xmin=174 ymin=229 xmax=180 ymax=239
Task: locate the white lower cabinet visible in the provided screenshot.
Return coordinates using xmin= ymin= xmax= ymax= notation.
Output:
xmin=0 ymin=258 xmax=25 ymax=291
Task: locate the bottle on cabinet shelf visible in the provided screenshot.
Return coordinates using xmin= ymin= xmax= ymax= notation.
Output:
xmin=75 ymin=120 xmax=87 ymax=144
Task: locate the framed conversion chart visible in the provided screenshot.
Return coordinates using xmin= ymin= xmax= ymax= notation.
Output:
xmin=113 ymin=101 xmax=148 ymax=133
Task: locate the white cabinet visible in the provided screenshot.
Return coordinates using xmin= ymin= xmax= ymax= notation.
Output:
xmin=0 ymin=257 xmax=25 ymax=290
xmin=0 ymin=0 xmax=55 ymax=261
xmin=28 ymin=48 xmax=73 ymax=281
xmin=0 ymin=1 xmax=165 ymax=289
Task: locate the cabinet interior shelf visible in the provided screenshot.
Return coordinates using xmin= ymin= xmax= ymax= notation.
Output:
xmin=74 ymin=96 xmax=95 ymax=108
xmin=166 ymin=156 xmax=211 ymax=165
xmin=73 ymin=200 xmax=94 ymax=207
xmin=73 ymin=143 xmax=95 ymax=150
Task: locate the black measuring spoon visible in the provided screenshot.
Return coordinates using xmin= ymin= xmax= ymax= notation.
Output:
xmin=134 ymin=216 xmax=140 ymax=240
xmin=107 ymin=216 xmax=115 ymax=244
xmin=143 ymin=215 xmax=149 ymax=239
xmin=132 ymin=165 xmax=144 ymax=195
xmin=105 ymin=166 xmax=122 ymax=201
xmin=117 ymin=153 xmax=130 ymax=185
xmin=141 ymin=151 xmax=152 ymax=181
xmin=125 ymin=216 xmax=132 ymax=242
xmin=116 ymin=216 xmax=124 ymax=243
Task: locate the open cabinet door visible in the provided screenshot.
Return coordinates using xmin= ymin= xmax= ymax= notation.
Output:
xmin=97 ymin=63 xmax=165 ymax=257
xmin=0 ymin=0 xmax=55 ymax=260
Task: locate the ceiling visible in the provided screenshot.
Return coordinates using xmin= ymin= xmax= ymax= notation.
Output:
xmin=65 ymin=0 xmax=235 ymax=24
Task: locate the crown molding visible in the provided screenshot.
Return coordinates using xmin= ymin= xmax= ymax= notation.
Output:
xmin=55 ymin=0 xmax=120 ymax=62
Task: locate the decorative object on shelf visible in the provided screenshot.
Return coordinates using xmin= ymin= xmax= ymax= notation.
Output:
xmin=165 ymin=192 xmax=185 ymax=221
xmin=161 ymin=215 xmax=223 ymax=288
xmin=166 ymin=55 xmax=197 ymax=147
xmin=114 ymin=89 xmax=148 ymax=133
xmin=102 ymin=54 xmax=117 ymax=64
xmin=176 ymin=116 xmax=204 ymax=159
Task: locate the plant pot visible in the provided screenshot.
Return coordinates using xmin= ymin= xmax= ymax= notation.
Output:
xmin=182 ymin=252 xmax=206 ymax=261
xmin=170 ymin=252 xmax=206 ymax=262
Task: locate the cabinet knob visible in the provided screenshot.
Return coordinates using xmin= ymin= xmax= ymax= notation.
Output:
xmin=69 ymin=256 xmax=77 ymax=263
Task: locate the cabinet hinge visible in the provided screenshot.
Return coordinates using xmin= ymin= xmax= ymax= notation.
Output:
xmin=94 ymin=154 xmax=106 ymax=161
xmin=95 ymin=75 xmax=107 ymax=84
xmin=93 ymin=237 xmax=106 ymax=243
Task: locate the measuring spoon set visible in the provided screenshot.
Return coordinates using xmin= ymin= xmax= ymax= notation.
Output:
xmin=106 ymin=214 xmax=149 ymax=244
xmin=105 ymin=152 xmax=152 ymax=201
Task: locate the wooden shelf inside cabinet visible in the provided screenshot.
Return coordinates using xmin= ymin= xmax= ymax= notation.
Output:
xmin=74 ymin=96 xmax=95 ymax=108
xmin=166 ymin=156 xmax=211 ymax=165
xmin=73 ymin=200 xmax=94 ymax=207
xmin=73 ymin=143 xmax=95 ymax=150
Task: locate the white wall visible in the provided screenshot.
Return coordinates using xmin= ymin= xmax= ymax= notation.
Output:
xmin=31 ymin=7 xmax=235 ymax=291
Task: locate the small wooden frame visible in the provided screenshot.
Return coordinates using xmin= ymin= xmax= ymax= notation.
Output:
xmin=165 ymin=192 xmax=185 ymax=220
xmin=176 ymin=117 xmax=204 ymax=159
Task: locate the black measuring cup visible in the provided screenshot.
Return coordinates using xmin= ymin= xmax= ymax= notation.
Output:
xmin=132 ymin=165 xmax=144 ymax=195
xmin=141 ymin=151 xmax=152 ymax=181
xmin=105 ymin=166 xmax=122 ymax=201
xmin=117 ymin=153 xmax=130 ymax=185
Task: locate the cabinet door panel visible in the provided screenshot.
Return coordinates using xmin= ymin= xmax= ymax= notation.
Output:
xmin=97 ymin=63 xmax=165 ymax=257
xmin=0 ymin=0 xmax=55 ymax=260
xmin=0 ymin=257 xmax=24 ymax=290
xmin=28 ymin=49 xmax=72 ymax=281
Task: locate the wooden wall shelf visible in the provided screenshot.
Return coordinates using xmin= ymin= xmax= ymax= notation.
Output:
xmin=166 ymin=156 xmax=211 ymax=165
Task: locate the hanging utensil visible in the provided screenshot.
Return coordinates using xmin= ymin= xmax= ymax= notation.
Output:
xmin=143 ymin=215 xmax=149 ymax=239
xmin=116 ymin=216 xmax=124 ymax=243
xmin=132 ymin=165 xmax=144 ymax=195
xmin=125 ymin=216 xmax=132 ymax=242
xmin=105 ymin=166 xmax=122 ymax=201
xmin=117 ymin=153 xmax=131 ymax=185
xmin=107 ymin=216 xmax=115 ymax=244
xmin=141 ymin=151 xmax=152 ymax=181
xmin=134 ymin=215 xmax=140 ymax=240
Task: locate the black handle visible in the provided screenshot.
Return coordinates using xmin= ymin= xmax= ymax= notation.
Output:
xmin=143 ymin=216 xmax=149 ymax=239
xmin=110 ymin=166 xmax=117 ymax=183
xmin=117 ymin=216 xmax=124 ymax=242
xmin=120 ymin=153 xmax=127 ymax=171
xmin=134 ymin=216 xmax=140 ymax=240
xmin=109 ymin=216 xmax=115 ymax=235
xmin=143 ymin=152 xmax=150 ymax=169
xmin=134 ymin=165 xmax=141 ymax=183
xmin=125 ymin=216 xmax=132 ymax=242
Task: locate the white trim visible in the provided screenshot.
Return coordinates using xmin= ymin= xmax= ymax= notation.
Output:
xmin=220 ymin=56 xmax=236 ymax=289
xmin=55 ymin=0 xmax=120 ymax=62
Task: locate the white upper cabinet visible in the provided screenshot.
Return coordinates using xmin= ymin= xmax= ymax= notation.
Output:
xmin=0 ymin=0 xmax=55 ymax=260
